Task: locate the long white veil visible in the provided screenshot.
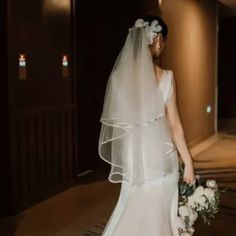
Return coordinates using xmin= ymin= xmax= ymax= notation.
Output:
xmin=98 ymin=24 xmax=175 ymax=186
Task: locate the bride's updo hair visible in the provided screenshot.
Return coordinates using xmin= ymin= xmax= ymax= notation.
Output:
xmin=142 ymin=15 xmax=168 ymax=41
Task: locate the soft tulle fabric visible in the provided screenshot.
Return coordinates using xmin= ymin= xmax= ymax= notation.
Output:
xmin=98 ymin=27 xmax=176 ymax=186
xmin=102 ymin=70 xmax=180 ymax=236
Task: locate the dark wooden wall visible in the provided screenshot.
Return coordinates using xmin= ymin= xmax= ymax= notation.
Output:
xmin=0 ymin=0 xmax=77 ymax=216
xmin=0 ymin=0 xmax=12 ymax=216
xmin=218 ymin=17 xmax=236 ymax=120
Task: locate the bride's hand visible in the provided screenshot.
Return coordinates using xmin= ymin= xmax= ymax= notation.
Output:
xmin=183 ymin=161 xmax=195 ymax=185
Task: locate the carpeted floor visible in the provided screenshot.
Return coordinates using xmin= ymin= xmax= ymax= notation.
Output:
xmin=83 ymin=133 xmax=236 ymax=236
xmin=1 ymin=133 xmax=236 ymax=236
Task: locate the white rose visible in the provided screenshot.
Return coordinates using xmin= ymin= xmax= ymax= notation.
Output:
xmin=176 ymin=216 xmax=186 ymax=231
xmin=197 ymin=195 xmax=207 ymax=206
xmin=187 ymin=195 xmax=196 ymax=208
xmin=206 ymin=179 xmax=218 ymax=189
xmin=189 ymin=210 xmax=198 ymax=226
xmin=179 ymin=205 xmax=191 ymax=217
xmin=204 ymin=187 xmax=215 ymax=200
xmin=194 ymin=186 xmax=204 ymax=197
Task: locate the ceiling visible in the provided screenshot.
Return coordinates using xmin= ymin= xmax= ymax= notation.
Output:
xmin=218 ymin=0 xmax=236 ymax=9
xmin=217 ymin=0 xmax=236 ymax=16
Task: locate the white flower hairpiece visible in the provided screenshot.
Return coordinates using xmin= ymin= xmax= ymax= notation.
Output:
xmin=132 ymin=18 xmax=163 ymax=44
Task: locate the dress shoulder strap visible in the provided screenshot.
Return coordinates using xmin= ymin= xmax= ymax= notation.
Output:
xmin=165 ymin=70 xmax=174 ymax=104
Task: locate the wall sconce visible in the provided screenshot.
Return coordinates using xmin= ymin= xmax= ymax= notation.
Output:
xmin=18 ymin=53 xmax=27 ymax=80
xmin=206 ymin=105 xmax=212 ymax=113
xmin=62 ymin=54 xmax=69 ymax=78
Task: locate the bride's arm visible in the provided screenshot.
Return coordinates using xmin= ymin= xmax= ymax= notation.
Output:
xmin=165 ymin=74 xmax=195 ymax=185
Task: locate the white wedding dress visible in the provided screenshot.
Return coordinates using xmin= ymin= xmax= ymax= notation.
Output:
xmin=102 ymin=70 xmax=180 ymax=236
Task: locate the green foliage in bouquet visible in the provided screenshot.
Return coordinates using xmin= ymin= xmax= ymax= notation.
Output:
xmin=178 ymin=163 xmax=221 ymax=226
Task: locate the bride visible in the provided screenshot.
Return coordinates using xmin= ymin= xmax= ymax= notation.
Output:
xmin=98 ymin=15 xmax=196 ymax=236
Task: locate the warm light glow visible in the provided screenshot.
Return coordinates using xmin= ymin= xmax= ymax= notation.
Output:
xmin=19 ymin=54 xmax=26 ymax=67
xmin=206 ymin=105 xmax=212 ymax=113
xmin=62 ymin=55 xmax=69 ymax=67
xmin=158 ymin=0 xmax=163 ymax=7
xmin=44 ymin=0 xmax=70 ymax=13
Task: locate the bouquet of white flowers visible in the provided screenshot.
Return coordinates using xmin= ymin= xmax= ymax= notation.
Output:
xmin=177 ymin=165 xmax=220 ymax=236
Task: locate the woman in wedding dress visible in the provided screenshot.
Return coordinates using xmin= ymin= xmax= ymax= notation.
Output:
xmin=98 ymin=15 xmax=195 ymax=236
